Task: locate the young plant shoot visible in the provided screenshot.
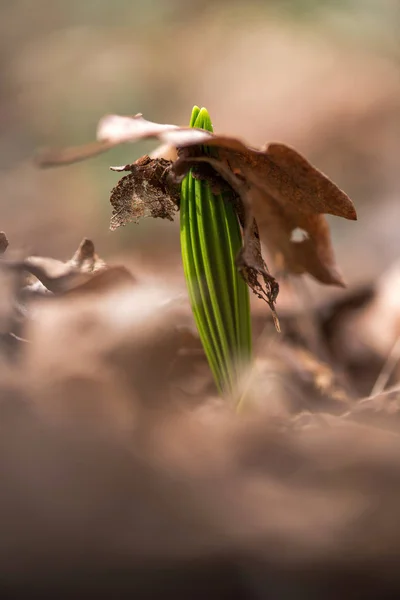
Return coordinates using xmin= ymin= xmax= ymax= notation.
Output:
xmin=180 ymin=107 xmax=251 ymax=394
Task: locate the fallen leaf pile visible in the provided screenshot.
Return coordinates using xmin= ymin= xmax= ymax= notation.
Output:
xmin=0 ymin=231 xmax=397 ymax=421
xmin=0 ymin=220 xmax=400 ymax=598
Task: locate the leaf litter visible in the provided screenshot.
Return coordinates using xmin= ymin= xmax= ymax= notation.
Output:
xmin=37 ymin=113 xmax=357 ymax=325
xmin=0 ymin=235 xmax=136 ymax=356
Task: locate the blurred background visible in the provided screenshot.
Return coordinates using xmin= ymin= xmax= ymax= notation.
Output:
xmin=1 ymin=5 xmax=400 ymax=595
xmin=0 ymin=0 xmax=399 ymax=293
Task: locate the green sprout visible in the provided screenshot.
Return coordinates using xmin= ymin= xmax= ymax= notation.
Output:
xmin=180 ymin=106 xmax=251 ymax=395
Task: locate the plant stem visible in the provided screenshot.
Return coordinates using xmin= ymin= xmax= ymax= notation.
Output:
xmin=180 ymin=106 xmax=252 ymax=395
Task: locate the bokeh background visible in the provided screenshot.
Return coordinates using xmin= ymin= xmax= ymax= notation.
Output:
xmin=1 ymin=5 xmax=400 ymax=595
xmin=0 ymin=0 xmax=399 ymax=293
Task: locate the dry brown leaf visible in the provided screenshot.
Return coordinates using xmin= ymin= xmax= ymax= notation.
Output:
xmin=109 ymin=155 xmax=179 ymax=231
xmin=36 ymin=113 xmax=357 ymax=292
xmin=24 ymin=238 xmax=106 ymax=294
xmin=2 ymin=238 xmax=115 ymax=296
xmin=171 ymin=138 xmax=356 ymax=286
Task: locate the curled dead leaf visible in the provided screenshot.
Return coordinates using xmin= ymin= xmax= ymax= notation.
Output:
xmin=1 ymin=238 xmax=125 ymax=296
xmin=170 ymin=137 xmax=356 ymax=287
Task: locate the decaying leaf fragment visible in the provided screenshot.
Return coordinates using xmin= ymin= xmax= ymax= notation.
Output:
xmin=36 ymin=112 xmax=357 ymax=314
xmin=109 ymin=155 xmax=179 ymax=231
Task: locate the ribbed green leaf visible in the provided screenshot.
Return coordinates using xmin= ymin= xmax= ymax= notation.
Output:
xmin=180 ymin=106 xmax=251 ymax=394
